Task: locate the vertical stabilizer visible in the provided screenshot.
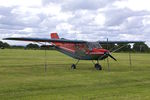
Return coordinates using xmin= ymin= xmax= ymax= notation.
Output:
xmin=51 ymin=33 xmax=59 ymax=39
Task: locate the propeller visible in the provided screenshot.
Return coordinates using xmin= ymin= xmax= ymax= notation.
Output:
xmin=107 ymin=53 xmax=117 ymax=61
xmin=102 ymin=52 xmax=117 ymax=61
xmin=105 ymin=38 xmax=117 ymax=61
xmin=106 ymin=38 xmax=116 ymax=71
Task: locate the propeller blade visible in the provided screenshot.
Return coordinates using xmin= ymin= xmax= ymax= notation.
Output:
xmin=108 ymin=54 xmax=117 ymax=61
xmin=107 ymin=38 xmax=110 ymax=71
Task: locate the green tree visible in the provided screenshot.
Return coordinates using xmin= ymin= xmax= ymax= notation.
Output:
xmin=26 ymin=43 xmax=39 ymax=49
xmin=0 ymin=41 xmax=10 ymax=49
xmin=11 ymin=45 xmax=25 ymax=49
xmin=0 ymin=41 xmax=3 ymax=48
xmin=102 ymin=43 xmax=116 ymax=51
xmin=40 ymin=45 xmax=55 ymax=50
xmin=117 ymin=43 xmax=131 ymax=52
xmin=3 ymin=42 xmax=10 ymax=48
xmin=133 ymin=42 xmax=149 ymax=52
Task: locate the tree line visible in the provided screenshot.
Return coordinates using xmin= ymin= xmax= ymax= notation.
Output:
xmin=102 ymin=42 xmax=150 ymax=53
xmin=0 ymin=41 xmax=150 ymax=53
xmin=0 ymin=41 xmax=54 ymax=50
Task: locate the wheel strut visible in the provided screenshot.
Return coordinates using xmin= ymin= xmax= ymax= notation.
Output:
xmin=93 ymin=60 xmax=102 ymax=70
xmin=71 ymin=59 xmax=80 ymax=69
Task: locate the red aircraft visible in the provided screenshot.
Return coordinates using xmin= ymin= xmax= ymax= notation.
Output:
xmin=3 ymin=33 xmax=144 ymax=70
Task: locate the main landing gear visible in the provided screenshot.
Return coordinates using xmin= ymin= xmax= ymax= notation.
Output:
xmin=94 ymin=63 xmax=102 ymax=70
xmin=71 ymin=59 xmax=102 ymax=70
xmin=92 ymin=60 xmax=102 ymax=70
xmin=71 ymin=59 xmax=80 ymax=69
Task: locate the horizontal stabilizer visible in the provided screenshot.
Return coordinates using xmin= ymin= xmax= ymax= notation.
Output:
xmin=51 ymin=33 xmax=59 ymax=39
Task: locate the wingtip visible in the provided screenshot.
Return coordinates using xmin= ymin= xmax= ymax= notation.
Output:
xmin=2 ymin=38 xmax=14 ymax=40
xmin=2 ymin=38 xmax=7 ymax=40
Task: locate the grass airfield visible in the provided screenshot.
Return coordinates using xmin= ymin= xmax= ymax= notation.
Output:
xmin=0 ymin=49 xmax=150 ymax=100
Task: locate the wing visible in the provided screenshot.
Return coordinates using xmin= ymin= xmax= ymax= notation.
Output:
xmin=3 ymin=37 xmax=144 ymax=44
xmin=3 ymin=37 xmax=86 ymax=43
xmin=99 ymin=41 xmax=145 ymax=44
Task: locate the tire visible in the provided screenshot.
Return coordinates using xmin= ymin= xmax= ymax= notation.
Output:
xmin=71 ymin=64 xmax=76 ymax=69
xmin=95 ymin=64 xmax=102 ymax=70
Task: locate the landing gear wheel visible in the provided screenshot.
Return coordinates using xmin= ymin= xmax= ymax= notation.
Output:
xmin=95 ymin=64 xmax=102 ymax=70
xmin=71 ymin=64 xmax=76 ymax=69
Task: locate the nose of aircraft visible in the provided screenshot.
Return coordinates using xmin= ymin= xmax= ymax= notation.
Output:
xmin=93 ymin=48 xmax=109 ymax=53
xmin=90 ymin=48 xmax=117 ymax=61
xmin=96 ymin=48 xmax=117 ymax=61
xmin=103 ymin=49 xmax=110 ymax=53
xmin=103 ymin=50 xmax=117 ymax=61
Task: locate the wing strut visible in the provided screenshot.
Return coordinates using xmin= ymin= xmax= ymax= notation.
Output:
xmin=129 ymin=49 xmax=132 ymax=70
xmin=44 ymin=42 xmax=47 ymax=72
xmin=107 ymin=38 xmax=110 ymax=71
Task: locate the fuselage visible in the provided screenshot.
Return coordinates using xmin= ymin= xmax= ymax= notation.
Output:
xmin=52 ymin=41 xmax=109 ymax=60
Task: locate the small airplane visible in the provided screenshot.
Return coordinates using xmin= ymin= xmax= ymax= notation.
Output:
xmin=3 ymin=33 xmax=144 ymax=70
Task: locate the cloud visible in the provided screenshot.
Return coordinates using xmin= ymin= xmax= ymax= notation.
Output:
xmin=42 ymin=0 xmax=117 ymax=11
xmin=62 ymin=0 xmax=107 ymax=11
xmin=114 ymin=0 xmax=150 ymax=11
xmin=104 ymin=8 xmax=150 ymax=26
xmin=0 ymin=0 xmax=150 ymax=47
xmin=0 ymin=0 xmax=42 ymax=7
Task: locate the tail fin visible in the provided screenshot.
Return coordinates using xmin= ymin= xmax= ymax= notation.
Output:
xmin=51 ymin=33 xmax=59 ymax=39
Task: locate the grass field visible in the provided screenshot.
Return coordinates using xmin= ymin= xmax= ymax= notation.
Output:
xmin=0 ymin=49 xmax=150 ymax=100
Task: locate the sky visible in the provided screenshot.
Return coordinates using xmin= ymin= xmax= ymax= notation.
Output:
xmin=0 ymin=0 xmax=150 ymax=46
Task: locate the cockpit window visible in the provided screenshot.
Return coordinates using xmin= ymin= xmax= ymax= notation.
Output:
xmin=87 ymin=42 xmax=102 ymax=50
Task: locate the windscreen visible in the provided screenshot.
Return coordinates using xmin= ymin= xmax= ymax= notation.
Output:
xmin=87 ymin=42 xmax=102 ymax=50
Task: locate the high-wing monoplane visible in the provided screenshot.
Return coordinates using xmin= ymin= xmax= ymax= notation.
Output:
xmin=3 ymin=33 xmax=144 ymax=70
